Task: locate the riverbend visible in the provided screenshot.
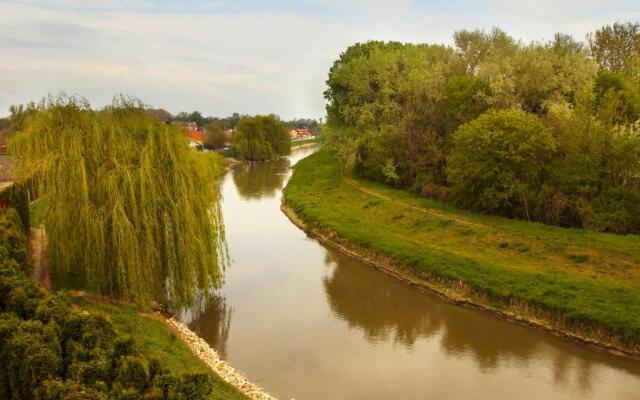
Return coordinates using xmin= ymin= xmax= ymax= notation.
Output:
xmin=188 ymin=146 xmax=640 ymax=400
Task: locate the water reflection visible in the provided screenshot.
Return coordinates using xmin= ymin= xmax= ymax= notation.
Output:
xmin=232 ymin=158 xmax=290 ymax=199
xmin=322 ymin=244 xmax=640 ymax=386
xmin=187 ymin=294 xmax=233 ymax=358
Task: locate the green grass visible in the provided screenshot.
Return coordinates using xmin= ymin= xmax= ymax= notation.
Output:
xmin=29 ymin=198 xmax=45 ymax=227
xmin=71 ymin=298 xmax=248 ymax=400
xmin=283 ymin=149 xmax=640 ymax=346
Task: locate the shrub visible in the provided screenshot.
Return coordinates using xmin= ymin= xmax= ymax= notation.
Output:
xmin=447 ymin=109 xmax=556 ymax=219
xmin=35 ymin=380 xmax=108 ymax=400
xmin=114 ymin=356 xmax=148 ymax=392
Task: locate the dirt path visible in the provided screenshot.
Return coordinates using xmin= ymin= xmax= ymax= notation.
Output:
xmin=341 ymin=175 xmax=486 ymax=229
xmin=29 ymin=225 xmax=51 ymax=292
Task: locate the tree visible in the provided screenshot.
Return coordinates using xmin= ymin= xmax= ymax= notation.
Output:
xmin=593 ymin=70 xmax=640 ymax=124
xmin=447 ymin=109 xmax=556 ymax=220
xmin=9 ymin=97 xmax=227 ymax=308
xmin=234 ymin=115 xmax=290 ymax=161
xmin=323 ymin=25 xmax=640 ymax=231
xmin=588 ymin=22 xmax=640 ymax=86
xmin=544 ymin=93 xmax=640 ymax=232
xmin=205 ymin=124 xmax=227 ymax=149
xmin=6 ymin=102 xmax=37 ymax=136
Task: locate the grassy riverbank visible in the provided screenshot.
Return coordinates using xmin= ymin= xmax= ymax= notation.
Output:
xmin=71 ymin=298 xmax=249 ymax=400
xmin=283 ymin=149 xmax=640 ymax=352
xmin=25 ymin=202 xmax=250 ymax=399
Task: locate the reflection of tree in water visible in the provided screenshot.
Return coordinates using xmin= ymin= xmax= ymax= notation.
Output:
xmin=321 ymin=246 xmax=640 ymax=388
xmin=187 ymin=294 xmax=233 ymax=358
xmin=232 ymin=158 xmax=291 ymax=199
xmin=322 ymin=249 xmax=441 ymax=347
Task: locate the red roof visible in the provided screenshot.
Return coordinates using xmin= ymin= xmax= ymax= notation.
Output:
xmin=188 ymin=131 xmax=207 ymax=143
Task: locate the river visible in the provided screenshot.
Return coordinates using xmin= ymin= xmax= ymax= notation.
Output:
xmin=188 ymin=145 xmax=640 ymax=400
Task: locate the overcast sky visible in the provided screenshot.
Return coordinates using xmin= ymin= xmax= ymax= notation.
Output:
xmin=1 ymin=0 xmax=639 ymax=119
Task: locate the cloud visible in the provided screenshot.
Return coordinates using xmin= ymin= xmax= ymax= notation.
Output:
xmin=1 ymin=0 xmax=639 ymax=119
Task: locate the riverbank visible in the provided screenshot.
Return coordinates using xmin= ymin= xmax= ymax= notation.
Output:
xmin=71 ymin=297 xmax=251 ymax=400
xmin=282 ymin=149 xmax=640 ymax=358
xmin=27 ymin=201 xmax=277 ymax=400
xmin=72 ymin=297 xmax=276 ymax=400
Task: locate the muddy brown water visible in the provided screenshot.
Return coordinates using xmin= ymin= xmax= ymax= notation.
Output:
xmin=187 ymin=145 xmax=640 ymax=400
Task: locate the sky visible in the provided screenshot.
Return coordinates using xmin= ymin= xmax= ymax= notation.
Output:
xmin=1 ymin=1 xmax=639 ymax=120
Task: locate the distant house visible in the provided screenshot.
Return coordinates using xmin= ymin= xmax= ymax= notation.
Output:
xmin=289 ymin=129 xmax=298 ymax=139
xmin=0 ymin=136 xmax=6 ymax=154
xmin=184 ymin=121 xmax=206 ymax=150
xmin=187 ymin=131 xmax=207 ymax=148
xmin=296 ymin=128 xmax=309 ymax=138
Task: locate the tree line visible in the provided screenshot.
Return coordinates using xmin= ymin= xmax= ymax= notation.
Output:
xmin=324 ymin=22 xmax=640 ymax=233
xmin=144 ymin=109 xmax=322 ymax=134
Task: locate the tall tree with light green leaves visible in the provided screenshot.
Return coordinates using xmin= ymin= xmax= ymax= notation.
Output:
xmin=9 ymin=97 xmax=227 ymax=309
xmin=234 ymin=115 xmax=290 ymax=161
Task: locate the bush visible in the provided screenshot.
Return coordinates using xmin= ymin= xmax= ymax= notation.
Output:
xmin=35 ymin=380 xmax=108 ymax=400
xmin=447 ymin=109 xmax=556 ymax=219
xmin=0 ymin=182 xmax=30 ymax=233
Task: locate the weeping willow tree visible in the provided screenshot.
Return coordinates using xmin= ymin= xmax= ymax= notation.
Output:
xmin=9 ymin=96 xmax=227 ymax=308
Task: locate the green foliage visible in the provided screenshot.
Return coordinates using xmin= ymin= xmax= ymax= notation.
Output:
xmin=0 ymin=207 xmax=238 ymax=400
xmin=234 ymin=115 xmax=290 ymax=161
xmin=593 ymin=70 xmax=640 ymax=124
xmin=71 ymin=299 xmax=247 ymax=400
xmin=205 ymin=125 xmax=227 ymax=150
xmin=5 ymin=103 xmax=38 ymax=136
xmin=9 ymin=97 xmax=227 ymax=308
xmin=447 ymin=109 xmax=556 ymax=219
xmin=542 ymin=96 xmax=640 ymax=232
xmin=0 ymin=208 xmax=29 ymax=271
xmin=324 ymin=23 xmax=640 ymax=233
xmin=0 ymin=181 xmax=31 ymax=233
xmin=284 ymin=149 xmax=640 ymax=345
xmin=588 ymin=21 xmax=640 ymax=87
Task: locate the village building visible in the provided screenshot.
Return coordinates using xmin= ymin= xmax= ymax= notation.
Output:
xmin=183 ymin=121 xmax=206 ymax=150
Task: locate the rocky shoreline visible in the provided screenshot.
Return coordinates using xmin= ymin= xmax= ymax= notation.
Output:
xmin=158 ymin=313 xmax=279 ymax=400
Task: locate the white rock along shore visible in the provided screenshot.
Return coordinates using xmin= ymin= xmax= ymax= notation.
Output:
xmin=159 ymin=313 xmax=279 ymax=400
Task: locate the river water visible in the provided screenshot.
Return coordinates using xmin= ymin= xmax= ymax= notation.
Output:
xmin=188 ymin=145 xmax=640 ymax=400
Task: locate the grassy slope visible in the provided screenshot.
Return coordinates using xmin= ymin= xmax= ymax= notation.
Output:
xmin=283 ymin=149 xmax=640 ymax=346
xmin=71 ymin=298 xmax=248 ymax=400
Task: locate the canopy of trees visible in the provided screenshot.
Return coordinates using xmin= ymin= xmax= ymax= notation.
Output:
xmin=233 ymin=115 xmax=291 ymax=161
xmin=324 ymin=23 xmax=640 ymax=233
xmin=9 ymin=97 xmax=227 ymax=308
